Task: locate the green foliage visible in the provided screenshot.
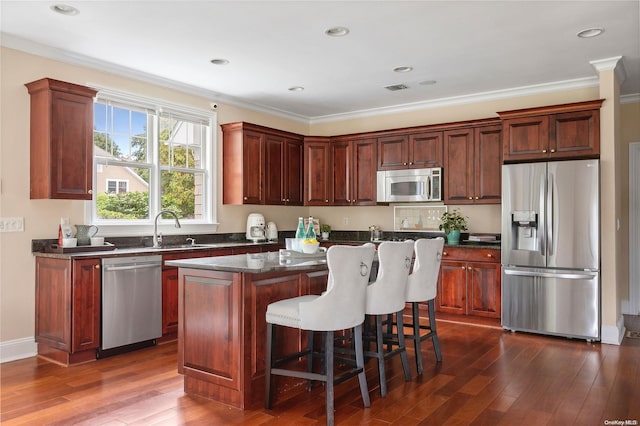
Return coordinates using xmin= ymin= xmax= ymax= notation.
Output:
xmin=94 ymin=133 xmax=122 ymax=157
xmin=439 ymin=209 xmax=468 ymax=234
xmin=320 ymin=224 xmax=331 ymax=233
xmin=96 ymin=192 xmax=148 ymax=219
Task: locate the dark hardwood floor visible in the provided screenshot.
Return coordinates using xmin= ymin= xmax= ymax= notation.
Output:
xmin=2 ymin=319 xmax=639 ymax=425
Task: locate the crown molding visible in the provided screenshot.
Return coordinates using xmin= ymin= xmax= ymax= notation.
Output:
xmin=3 ymin=33 xmax=635 ymax=125
xmin=590 ymin=56 xmax=627 ymax=84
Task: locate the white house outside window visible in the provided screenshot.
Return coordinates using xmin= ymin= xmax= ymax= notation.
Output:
xmin=90 ymin=88 xmax=216 ymax=233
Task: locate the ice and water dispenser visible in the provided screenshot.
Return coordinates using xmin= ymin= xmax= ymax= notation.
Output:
xmin=510 ymin=210 xmax=538 ymax=251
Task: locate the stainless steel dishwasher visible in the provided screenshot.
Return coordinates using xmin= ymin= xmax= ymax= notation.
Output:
xmin=101 ymin=255 xmax=162 ymax=354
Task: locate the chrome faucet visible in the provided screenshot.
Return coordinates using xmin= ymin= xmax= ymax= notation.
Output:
xmin=153 ymin=210 xmax=181 ymax=248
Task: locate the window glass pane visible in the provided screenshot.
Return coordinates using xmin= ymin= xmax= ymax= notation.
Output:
xmin=160 ymin=170 xmax=204 ymax=220
xmin=96 ymin=164 xmax=150 ymax=220
xmin=159 ymin=115 xmax=204 ymax=168
xmin=93 ymin=102 xmax=148 ymax=162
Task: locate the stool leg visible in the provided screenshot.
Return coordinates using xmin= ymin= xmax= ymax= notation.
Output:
xmin=325 ymin=330 xmax=334 ymax=426
xmin=265 ymin=322 xmax=274 ymax=409
xmin=396 ymin=309 xmax=412 ymax=382
xmin=374 ymin=314 xmax=387 ymax=397
xmin=412 ymin=302 xmax=424 ymax=374
xmin=307 ymin=330 xmax=314 ymax=391
xmin=353 ymin=324 xmax=370 ymax=407
xmin=428 ymin=299 xmax=442 ymax=362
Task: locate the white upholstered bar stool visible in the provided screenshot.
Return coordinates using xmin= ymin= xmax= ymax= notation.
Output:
xmin=405 ymin=237 xmax=445 ymax=374
xmin=265 ymin=244 xmax=375 ymax=426
xmin=364 ymin=240 xmax=414 ymax=397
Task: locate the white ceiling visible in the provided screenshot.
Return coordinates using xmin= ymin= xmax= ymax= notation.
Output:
xmin=1 ymin=1 xmax=639 ymax=121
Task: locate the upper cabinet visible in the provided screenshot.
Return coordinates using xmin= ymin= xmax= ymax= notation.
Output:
xmin=25 ymin=78 xmax=98 ymax=200
xmin=303 ymin=137 xmax=331 ymax=206
xmin=331 ymin=137 xmax=377 ymax=206
xmin=498 ymin=99 xmax=603 ymax=162
xmin=443 ymin=122 xmax=502 ymax=205
xmin=377 ymin=131 xmax=443 ymax=170
xmin=222 ymin=122 xmax=303 ymax=205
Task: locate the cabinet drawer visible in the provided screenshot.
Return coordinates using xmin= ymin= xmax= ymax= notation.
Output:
xmin=441 ymin=247 xmax=500 ymax=263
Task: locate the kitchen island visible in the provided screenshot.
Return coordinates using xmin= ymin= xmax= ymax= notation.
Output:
xmin=165 ymin=251 xmax=330 ymax=409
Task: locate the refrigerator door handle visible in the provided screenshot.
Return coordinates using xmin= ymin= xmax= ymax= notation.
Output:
xmin=548 ymin=172 xmax=554 ymax=256
xmin=504 ymin=269 xmax=596 ymax=280
xmin=539 ymin=173 xmax=546 ymax=256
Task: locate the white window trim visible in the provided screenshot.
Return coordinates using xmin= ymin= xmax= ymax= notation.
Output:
xmin=85 ymin=86 xmax=218 ymax=237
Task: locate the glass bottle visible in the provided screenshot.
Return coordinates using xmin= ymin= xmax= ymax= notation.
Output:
xmin=295 ymin=217 xmax=306 ymax=239
xmin=305 ymin=216 xmax=317 ymax=241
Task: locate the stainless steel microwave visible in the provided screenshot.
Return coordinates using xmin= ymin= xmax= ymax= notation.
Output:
xmin=376 ymin=168 xmax=442 ymax=202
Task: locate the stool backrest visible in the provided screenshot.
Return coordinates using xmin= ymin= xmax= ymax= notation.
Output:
xmin=366 ymin=240 xmax=414 ymax=315
xmin=406 ymin=237 xmax=445 ymax=302
xmin=299 ymin=244 xmax=375 ymax=331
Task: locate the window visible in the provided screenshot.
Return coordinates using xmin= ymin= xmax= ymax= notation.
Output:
xmin=90 ymin=88 xmax=216 ymax=231
xmin=106 ymin=179 xmax=129 ymax=194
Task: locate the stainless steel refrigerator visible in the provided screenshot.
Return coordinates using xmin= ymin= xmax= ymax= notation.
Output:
xmin=501 ymin=159 xmax=600 ymax=341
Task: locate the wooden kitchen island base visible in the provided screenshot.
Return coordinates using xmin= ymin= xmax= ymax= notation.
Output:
xmin=171 ymin=253 xmax=329 ymax=409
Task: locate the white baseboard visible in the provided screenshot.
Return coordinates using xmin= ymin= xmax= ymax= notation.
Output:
xmin=0 ymin=337 xmax=37 ymax=363
xmin=601 ymin=315 xmax=626 ymax=345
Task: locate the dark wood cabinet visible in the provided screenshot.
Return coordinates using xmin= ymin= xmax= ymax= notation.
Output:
xmin=303 ymin=137 xmax=332 ymax=206
xmin=222 ymin=122 xmax=302 ymax=205
xmin=377 ymin=131 xmax=442 ymax=170
xmin=35 ymin=257 xmax=101 ymax=365
xmin=264 ymin=135 xmax=303 ymax=205
xmin=443 ymin=124 xmax=502 ymax=204
xmin=25 ymin=78 xmax=98 ymax=200
xmin=436 ymin=247 xmax=501 ymax=319
xmin=331 ymin=137 xmax=377 ymax=206
xmin=499 ymin=99 xmax=603 ymax=162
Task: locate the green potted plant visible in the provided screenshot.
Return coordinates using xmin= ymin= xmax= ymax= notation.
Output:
xmin=320 ymin=224 xmax=331 ymax=240
xmin=439 ymin=209 xmax=468 ymax=245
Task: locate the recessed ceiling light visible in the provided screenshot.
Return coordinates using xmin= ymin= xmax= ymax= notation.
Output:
xmin=288 ymin=86 xmax=304 ymax=92
xmin=577 ymin=27 xmax=604 ymax=38
xmin=393 ymin=66 xmax=413 ymax=73
xmin=210 ymin=58 xmax=229 ymax=65
xmin=419 ymin=80 xmax=437 ymax=85
xmin=50 ymin=4 xmax=79 ymax=16
xmin=325 ymin=26 xmax=350 ymax=37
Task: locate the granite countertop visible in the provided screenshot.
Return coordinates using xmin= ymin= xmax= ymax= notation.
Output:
xmin=165 ymin=250 xmax=328 ymax=274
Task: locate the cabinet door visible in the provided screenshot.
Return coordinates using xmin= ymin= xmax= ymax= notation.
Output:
xmin=437 ymin=261 xmax=467 ymax=315
xmin=264 ymin=134 xmax=285 ymax=205
xmin=304 ymin=138 xmax=331 ymax=205
xmin=162 ymin=268 xmax=180 ymax=335
xmin=330 ymin=139 xmax=351 ymax=205
xmin=377 ymin=135 xmax=408 ymax=170
xmin=284 ymin=139 xmax=303 ymax=205
xmin=502 ymin=115 xmax=550 ymax=162
xmin=71 ymin=258 xmax=101 ymax=353
xmin=468 ymin=262 xmax=501 ymax=318
xmin=350 ymin=138 xmax=377 ymax=205
xmin=242 ymin=131 xmax=265 ymax=204
xmin=443 ymin=128 xmax=474 ymax=204
xmin=35 ymin=257 xmax=72 ymax=351
xmin=474 ymin=125 xmax=502 ymax=204
xmin=551 ymin=109 xmax=600 ymax=158
xmin=409 ymin=131 xmax=443 ymax=168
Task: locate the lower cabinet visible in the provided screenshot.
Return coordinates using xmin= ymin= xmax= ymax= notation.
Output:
xmin=35 ymin=257 xmax=101 ymax=365
xmin=436 ymin=246 xmax=501 ymax=319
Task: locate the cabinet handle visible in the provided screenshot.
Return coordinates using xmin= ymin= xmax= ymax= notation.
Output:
xmin=461 ymin=266 xmax=466 ymax=270
xmin=475 ymin=196 xmax=479 ymax=200
xmin=468 ymin=196 xmax=473 ymax=200
xmin=442 ymin=251 xmax=448 ymax=256
xmin=467 ymin=266 xmax=472 ymax=270
xmin=403 ymin=162 xmax=408 ymax=165
xmin=95 ymin=265 xmax=100 ymax=269
xmin=408 ymin=162 xmax=413 ymax=165
xmin=325 ymin=199 xmax=329 ymax=203
xmin=486 ymin=253 xmax=493 ymax=258
xmin=542 ymin=149 xmax=547 ymax=153
xmin=550 ymin=149 xmax=556 ymax=153
xmin=244 ymin=196 xmax=248 ymax=200
xmin=88 ymin=189 xmax=92 ymax=195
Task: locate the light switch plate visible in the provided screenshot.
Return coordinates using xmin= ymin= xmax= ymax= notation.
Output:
xmin=0 ymin=217 xmax=25 ymax=232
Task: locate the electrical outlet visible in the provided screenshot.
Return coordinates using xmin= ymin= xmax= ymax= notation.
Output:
xmin=0 ymin=217 xmax=25 ymax=232
xmin=343 ymin=216 xmax=349 ymax=225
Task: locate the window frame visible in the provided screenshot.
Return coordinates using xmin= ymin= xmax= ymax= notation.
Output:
xmin=86 ymin=87 xmax=218 ymax=237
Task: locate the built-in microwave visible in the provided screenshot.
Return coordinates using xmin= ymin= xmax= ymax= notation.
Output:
xmin=376 ymin=168 xmax=442 ymax=203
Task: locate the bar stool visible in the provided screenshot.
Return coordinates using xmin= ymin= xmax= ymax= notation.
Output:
xmin=405 ymin=237 xmax=445 ymax=374
xmin=265 ymin=244 xmax=375 ymax=426
xmin=364 ymin=240 xmax=414 ymax=397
